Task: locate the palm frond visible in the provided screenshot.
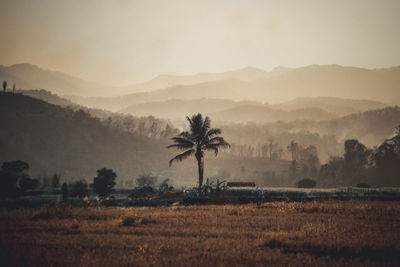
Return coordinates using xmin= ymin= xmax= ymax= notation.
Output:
xmin=205 ymin=146 xmax=219 ymax=156
xmin=202 ymin=116 xmax=211 ymax=131
xmin=179 ymin=131 xmax=195 ymax=141
xmin=169 ymin=149 xmax=195 ymax=166
xmin=207 ymin=136 xmax=226 ymax=144
xmin=203 ymin=137 xmax=231 ymax=154
xmin=206 ymin=128 xmax=221 ymax=138
xmin=167 ymin=143 xmax=194 ymax=150
xmin=200 ymin=128 xmax=222 ymax=146
xmin=170 ymin=136 xmax=194 ymax=146
xmin=186 ymin=116 xmax=193 ymax=128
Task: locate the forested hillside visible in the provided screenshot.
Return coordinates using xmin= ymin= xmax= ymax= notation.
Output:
xmin=0 ymin=93 xmax=177 ymax=181
xmin=217 ymin=106 xmax=400 ymax=162
xmin=1 ymin=93 xmax=399 ymax=187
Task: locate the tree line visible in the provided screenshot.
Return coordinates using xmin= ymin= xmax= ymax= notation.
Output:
xmin=318 ymin=125 xmax=400 ymax=187
xmin=0 ymin=160 xmax=118 ymax=200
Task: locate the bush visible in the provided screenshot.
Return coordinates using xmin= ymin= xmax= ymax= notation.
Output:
xmin=129 ymin=186 xmax=156 ymax=199
xmin=140 ymin=217 xmax=156 ymax=224
xmin=120 ymin=216 xmax=156 ymax=226
xmin=158 ymin=178 xmax=174 ymax=195
xmin=19 ymin=175 xmax=40 ymax=192
xmin=297 ymin=179 xmax=316 ymax=188
xmin=0 ymin=160 xmax=31 ymax=197
xmin=121 ymin=216 xmax=135 ymax=226
xmin=356 ymin=183 xmax=371 ymax=188
xmin=136 ymin=175 xmax=157 ymax=187
xmin=69 ymin=180 xmax=90 ymax=198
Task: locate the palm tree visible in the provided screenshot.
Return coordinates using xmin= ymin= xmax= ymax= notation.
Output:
xmin=168 ymin=113 xmax=230 ymax=190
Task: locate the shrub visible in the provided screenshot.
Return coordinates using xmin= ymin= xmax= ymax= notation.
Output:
xmin=121 ymin=216 xmax=135 ymax=226
xmin=158 ymin=178 xmax=174 ymax=195
xmin=356 ymin=183 xmax=371 ymax=188
xmin=136 ymin=175 xmax=157 ymax=187
xmin=140 ymin=217 xmax=156 ymax=224
xmin=129 ymin=186 xmax=156 ymax=199
xmin=297 ymin=179 xmax=316 ymax=188
xmin=19 ymin=175 xmax=40 ymax=192
xmin=69 ymin=180 xmax=90 ymax=198
xmin=0 ymin=160 xmax=31 ymax=197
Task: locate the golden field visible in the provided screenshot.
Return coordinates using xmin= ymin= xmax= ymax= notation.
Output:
xmin=0 ymin=201 xmax=399 ymax=266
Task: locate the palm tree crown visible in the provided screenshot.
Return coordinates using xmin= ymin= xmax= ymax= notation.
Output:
xmin=168 ymin=113 xmax=230 ymax=189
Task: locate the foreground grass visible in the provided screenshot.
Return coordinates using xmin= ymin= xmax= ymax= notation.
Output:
xmin=0 ymin=201 xmax=399 ymax=266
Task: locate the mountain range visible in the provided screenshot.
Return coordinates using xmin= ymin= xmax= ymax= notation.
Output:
xmin=2 ymin=63 xmax=399 ymax=110
xmin=121 ymin=66 xmax=280 ymax=93
xmin=0 ymin=63 xmax=118 ymax=97
xmin=17 ymin=89 xmax=387 ymax=124
xmin=69 ymin=65 xmax=400 ymax=111
xmin=0 ymin=63 xmax=285 ymax=98
xmin=119 ymin=97 xmax=386 ymax=123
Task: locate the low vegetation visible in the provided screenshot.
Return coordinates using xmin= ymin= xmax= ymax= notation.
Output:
xmin=0 ymin=201 xmax=399 ymax=266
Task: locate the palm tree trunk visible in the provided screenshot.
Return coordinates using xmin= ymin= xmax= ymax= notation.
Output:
xmin=196 ymin=155 xmax=204 ymax=191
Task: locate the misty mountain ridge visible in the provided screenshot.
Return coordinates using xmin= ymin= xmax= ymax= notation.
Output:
xmin=0 ymin=63 xmax=284 ymax=98
xmin=119 ymin=96 xmax=385 ymax=123
xmin=119 ymin=98 xmax=338 ymax=122
xmin=69 ymin=64 xmax=400 ymax=110
xmin=211 ymin=105 xmax=338 ymax=123
xmin=123 ymin=66 xmax=274 ymax=93
xmin=4 ymin=63 xmax=399 ymax=107
xmin=0 ymin=63 xmax=117 ymax=97
xmin=18 ymin=89 xmax=387 ymax=124
xmin=272 ymin=96 xmax=387 ymax=116
xmin=249 ymin=64 xmax=400 ymax=104
xmin=119 ymin=98 xmax=263 ymax=119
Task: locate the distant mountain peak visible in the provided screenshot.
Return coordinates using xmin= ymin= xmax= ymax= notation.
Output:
xmin=241 ymin=66 xmax=265 ymax=72
xmin=6 ymin=62 xmax=42 ymax=71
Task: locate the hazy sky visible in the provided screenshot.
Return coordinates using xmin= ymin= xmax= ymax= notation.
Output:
xmin=0 ymin=0 xmax=399 ymax=85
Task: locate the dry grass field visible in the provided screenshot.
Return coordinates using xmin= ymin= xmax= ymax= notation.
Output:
xmin=0 ymin=201 xmax=399 ymax=266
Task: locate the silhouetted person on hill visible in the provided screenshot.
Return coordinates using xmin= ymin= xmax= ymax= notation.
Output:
xmin=2 ymin=80 xmax=7 ymax=92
